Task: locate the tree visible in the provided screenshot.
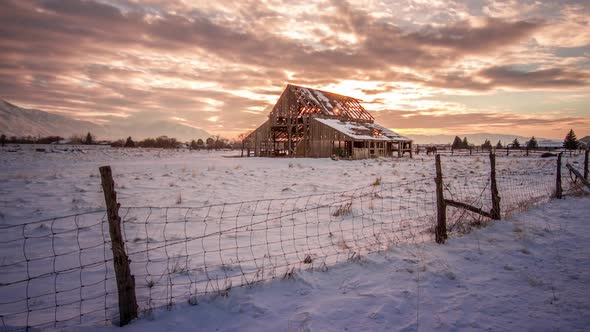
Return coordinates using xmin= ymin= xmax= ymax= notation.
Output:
xmin=0 ymin=134 xmax=6 ymax=147
xmin=462 ymin=137 xmax=469 ymax=149
xmin=196 ymin=138 xmax=204 ymax=149
xmin=124 ymin=136 xmax=135 ymax=148
xmin=452 ymin=136 xmax=462 ymax=149
xmin=481 ymin=139 xmax=492 ymax=150
xmin=563 ymin=129 xmax=578 ymax=150
xmin=190 ymin=140 xmax=198 ymax=150
xmin=512 ymin=138 xmax=520 ymax=149
xmin=206 ymin=137 xmax=215 ymax=150
xmin=110 ymin=139 xmax=125 ymax=147
xmin=70 ymin=134 xmax=84 ymax=145
xmin=84 ymin=132 xmax=93 ymax=145
xmin=526 ymin=136 xmax=538 ymax=149
xmin=496 ymin=140 xmax=503 ymax=149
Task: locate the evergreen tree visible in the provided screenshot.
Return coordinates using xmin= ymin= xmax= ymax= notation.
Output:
xmin=84 ymin=132 xmax=93 ymax=145
xmin=512 ymin=138 xmax=520 ymax=149
xmin=452 ymin=136 xmax=462 ymax=149
xmin=526 ymin=136 xmax=538 ymax=149
xmin=0 ymin=134 xmax=6 ymax=147
xmin=462 ymin=137 xmax=469 ymax=149
xmin=496 ymin=140 xmax=503 ymax=149
xmin=563 ymin=129 xmax=578 ymax=150
xmin=124 ymin=136 xmax=135 ymax=148
xmin=481 ymin=139 xmax=492 ymax=150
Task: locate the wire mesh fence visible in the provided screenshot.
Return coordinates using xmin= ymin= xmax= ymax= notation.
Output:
xmin=0 ymin=153 xmax=587 ymax=331
xmin=0 ymin=211 xmax=119 ymax=331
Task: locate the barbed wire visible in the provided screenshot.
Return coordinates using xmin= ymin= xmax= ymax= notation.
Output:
xmin=0 ymin=154 xmax=587 ymax=331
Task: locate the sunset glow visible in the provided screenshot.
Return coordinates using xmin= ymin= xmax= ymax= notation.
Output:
xmin=1 ymin=0 xmax=589 ymax=139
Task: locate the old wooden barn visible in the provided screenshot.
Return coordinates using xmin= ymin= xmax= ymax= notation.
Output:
xmin=242 ymin=84 xmax=413 ymax=159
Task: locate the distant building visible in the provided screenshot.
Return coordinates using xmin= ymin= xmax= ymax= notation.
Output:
xmin=243 ymin=84 xmax=412 ymax=159
xmin=537 ymin=140 xmax=563 ymax=149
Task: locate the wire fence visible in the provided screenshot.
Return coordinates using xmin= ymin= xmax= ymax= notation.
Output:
xmin=0 ymin=153 xmax=587 ymax=331
xmin=422 ymin=147 xmax=586 ymax=158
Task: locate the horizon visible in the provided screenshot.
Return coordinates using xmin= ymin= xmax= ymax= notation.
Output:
xmin=1 ymin=1 xmax=589 ymax=139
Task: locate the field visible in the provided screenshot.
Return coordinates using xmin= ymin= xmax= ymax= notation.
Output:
xmin=0 ymin=148 xmax=588 ymax=331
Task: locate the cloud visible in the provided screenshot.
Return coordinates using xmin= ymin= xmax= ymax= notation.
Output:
xmin=479 ymin=66 xmax=590 ymax=88
xmin=0 ymin=0 xmax=588 ymax=139
xmin=374 ymin=109 xmax=590 ymax=137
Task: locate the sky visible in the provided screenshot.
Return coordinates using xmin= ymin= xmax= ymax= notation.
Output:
xmin=1 ymin=0 xmax=589 ymax=140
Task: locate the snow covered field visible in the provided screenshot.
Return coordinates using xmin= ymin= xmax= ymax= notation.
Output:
xmin=83 ymin=195 xmax=590 ymax=332
xmin=0 ymin=148 xmax=587 ymax=331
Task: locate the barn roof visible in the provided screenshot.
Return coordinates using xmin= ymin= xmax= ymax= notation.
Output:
xmin=314 ymin=118 xmax=411 ymax=142
xmin=270 ymin=84 xmax=374 ymax=122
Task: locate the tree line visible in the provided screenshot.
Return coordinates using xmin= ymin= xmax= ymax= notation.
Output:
xmin=0 ymin=132 xmax=241 ymax=150
xmin=448 ymin=129 xmax=582 ymax=150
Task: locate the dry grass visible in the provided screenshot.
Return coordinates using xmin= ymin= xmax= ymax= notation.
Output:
xmin=332 ymin=202 xmax=352 ymax=217
xmin=372 ymin=176 xmax=382 ymax=186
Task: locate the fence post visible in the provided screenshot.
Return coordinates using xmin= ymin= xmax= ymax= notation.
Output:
xmin=556 ymin=153 xmax=563 ymax=199
xmin=99 ymin=166 xmax=138 ymax=326
xmin=489 ymin=153 xmax=501 ymax=220
xmin=584 ymin=150 xmax=589 ymax=181
xmin=435 ymin=154 xmax=447 ymax=244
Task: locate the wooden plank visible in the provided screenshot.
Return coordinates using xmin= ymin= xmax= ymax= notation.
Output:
xmin=566 ymin=164 xmax=590 ymax=190
xmin=435 ymin=155 xmax=447 ymax=244
xmin=585 ymin=150 xmax=589 ymax=181
xmin=489 ymin=153 xmax=501 ymax=220
xmin=556 ymin=152 xmax=563 ymax=199
xmin=99 ymin=166 xmax=138 ymax=326
xmin=445 ymin=199 xmax=493 ymax=218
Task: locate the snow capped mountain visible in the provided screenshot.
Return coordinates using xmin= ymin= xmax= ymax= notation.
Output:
xmin=0 ymin=99 xmax=106 ymax=138
xmin=0 ymin=99 xmax=211 ymax=141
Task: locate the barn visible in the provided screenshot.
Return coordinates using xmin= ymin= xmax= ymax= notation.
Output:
xmin=242 ymin=84 xmax=413 ymax=159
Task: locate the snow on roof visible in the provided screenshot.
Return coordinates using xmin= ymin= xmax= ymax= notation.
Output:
xmin=296 ymin=86 xmax=334 ymax=115
xmin=289 ymin=85 xmax=373 ymax=120
xmin=314 ymin=118 xmax=411 ymax=142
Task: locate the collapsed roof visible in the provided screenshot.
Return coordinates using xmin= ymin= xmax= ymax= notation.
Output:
xmin=270 ymin=84 xmax=375 ymax=122
xmin=314 ymin=118 xmax=411 ymax=142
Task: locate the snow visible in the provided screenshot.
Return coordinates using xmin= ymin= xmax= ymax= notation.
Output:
xmin=311 ymin=89 xmax=334 ymax=110
xmin=0 ymin=148 xmax=588 ymax=331
xmin=314 ymin=118 xmax=411 ymax=141
xmin=80 ymin=195 xmax=590 ymax=332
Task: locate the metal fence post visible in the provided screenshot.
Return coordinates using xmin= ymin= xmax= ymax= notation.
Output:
xmin=100 ymin=166 xmax=138 ymax=326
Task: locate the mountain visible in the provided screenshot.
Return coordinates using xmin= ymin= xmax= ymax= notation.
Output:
xmin=0 ymin=99 xmax=211 ymax=141
xmin=407 ymin=133 xmax=559 ymax=145
xmin=0 ymin=99 xmax=107 ymax=138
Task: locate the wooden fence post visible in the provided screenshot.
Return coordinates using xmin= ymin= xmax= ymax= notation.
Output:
xmin=584 ymin=149 xmax=589 ymax=181
xmin=100 ymin=166 xmax=138 ymax=326
xmin=556 ymin=153 xmax=563 ymax=199
xmin=435 ymin=154 xmax=447 ymax=243
xmin=489 ymin=153 xmax=501 ymax=220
